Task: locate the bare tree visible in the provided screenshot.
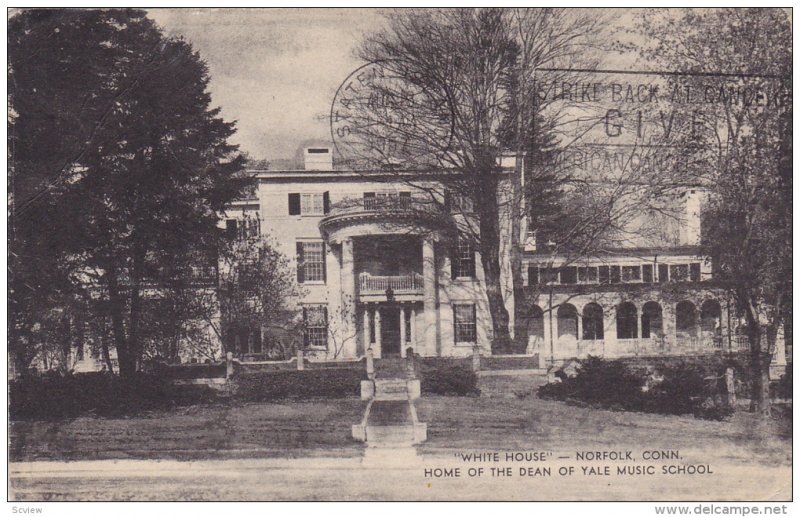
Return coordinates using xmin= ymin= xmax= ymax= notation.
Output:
xmin=339 ymin=8 xmax=606 ymax=351
xmin=630 ymin=8 xmax=792 ymax=415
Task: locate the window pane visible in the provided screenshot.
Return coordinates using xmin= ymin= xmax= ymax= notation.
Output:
xmin=454 ymin=304 xmax=477 ymax=342
xmin=302 ymin=242 xmax=325 ymax=281
xmin=642 ymin=264 xmax=654 ymax=283
xmin=578 ymin=267 xmax=598 ymax=283
xmin=690 ymin=263 xmax=701 ymax=282
xmin=670 ymin=264 xmax=689 ymax=282
xmin=301 ymin=193 xmax=323 ymax=215
xmin=560 ymin=266 xmax=577 ymax=284
xmin=658 ymin=264 xmax=669 ymax=283
xmin=305 ymin=305 xmax=328 ymax=348
xmin=622 ymin=266 xmax=641 ymax=282
xmin=598 ymin=266 xmax=610 ymax=284
xmin=610 ymin=266 xmax=621 ymax=283
xmin=455 ymin=237 xmax=475 ymax=278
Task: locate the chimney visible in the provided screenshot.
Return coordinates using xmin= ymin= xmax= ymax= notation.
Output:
xmin=682 ymin=189 xmax=706 ymax=246
xmin=303 ymin=146 xmax=333 ymax=170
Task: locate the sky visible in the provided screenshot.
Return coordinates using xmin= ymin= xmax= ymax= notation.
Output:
xmin=148 ymin=8 xmax=387 ymax=162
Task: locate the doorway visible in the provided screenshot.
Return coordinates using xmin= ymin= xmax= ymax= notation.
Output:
xmin=380 ymin=307 xmax=401 ymax=356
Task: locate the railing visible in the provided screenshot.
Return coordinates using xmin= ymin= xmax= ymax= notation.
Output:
xmin=363 ymin=195 xmax=414 ymax=211
xmin=327 ymin=195 xmax=440 ymax=217
xmin=359 ymin=272 xmax=424 ymax=294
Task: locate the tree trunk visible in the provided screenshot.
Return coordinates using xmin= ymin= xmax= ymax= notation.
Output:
xmin=106 ymin=268 xmax=136 ymax=379
xmin=477 ymin=174 xmax=512 ymax=353
xmin=748 ymin=325 xmax=771 ymax=416
xmin=100 ymin=328 xmax=115 ymax=374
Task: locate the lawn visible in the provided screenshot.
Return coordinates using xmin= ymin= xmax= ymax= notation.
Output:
xmin=414 ymin=372 xmax=791 ymax=470
xmin=9 ymin=376 xmax=792 ymax=501
xmin=10 ymin=374 xmax=791 ymax=469
xmin=9 ymin=398 xmax=367 ymax=462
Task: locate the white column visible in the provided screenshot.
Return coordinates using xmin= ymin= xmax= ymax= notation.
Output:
xmin=410 ymin=306 xmax=417 ymax=350
xmin=400 ymin=305 xmax=407 ymax=358
xmin=374 ymin=307 xmax=382 ymax=358
xmin=363 ymin=306 xmax=371 ymax=356
xmin=770 ymin=322 xmax=787 ymax=378
xmin=340 ymin=239 xmax=357 ymax=358
xmin=423 ymin=237 xmax=437 ymax=356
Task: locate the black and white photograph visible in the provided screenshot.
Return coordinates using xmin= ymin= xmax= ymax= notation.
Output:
xmin=6 ymin=5 xmax=794 ymax=507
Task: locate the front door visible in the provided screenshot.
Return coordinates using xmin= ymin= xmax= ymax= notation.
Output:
xmin=380 ymin=307 xmax=401 ymax=356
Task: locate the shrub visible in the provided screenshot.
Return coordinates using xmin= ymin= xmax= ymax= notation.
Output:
xmin=9 ymin=372 xmax=218 ymax=420
xmin=538 ymin=356 xmax=646 ymax=410
xmin=538 ymin=356 xmax=735 ymax=420
xmin=417 ymin=359 xmax=479 ymax=396
xmin=232 ymin=368 xmax=366 ymax=401
xmin=771 ymin=364 xmax=792 ymax=400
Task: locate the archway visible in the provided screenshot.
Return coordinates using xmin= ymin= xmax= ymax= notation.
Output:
xmin=557 ymin=304 xmax=578 ymax=339
xmin=676 ymin=301 xmax=698 ymax=340
xmin=582 ymin=303 xmax=604 ymax=340
xmin=641 ymin=301 xmax=663 ymax=339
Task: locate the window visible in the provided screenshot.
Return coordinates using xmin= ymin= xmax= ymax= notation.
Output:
xmin=453 ymin=304 xmax=477 ymax=343
xmin=452 ymin=236 xmax=476 ymax=279
xmin=622 ymin=265 xmax=641 ymax=282
xmin=304 ymin=305 xmax=328 ymax=348
xmin=540 ymin=267 xmax=558 ymax=284
xmin=610 ymin=265 xmax=621 ymax=284
xmin=598 ymin=266 xmax=610 ymax=284
xmin=450 ymin=193 xmax=474 ymax=213
xmin=226 ymin=218 xmax=260 ymax=240
xmin=527 ymin=266 xmax=539 ymax=286
xmin=296 ymin=241 xmax=326 ymax=283
xmin=560 ymin=266 xmax=577 ymax=284
xmin=658 ymin=263 xmax=669 ymax=283
xmin=288 ymin=192 xmax=329 ymax=215
xmin=642 ymin=264 xmax=654 ymax=283
xmin=578 ymin=267 xmax=598 ymax=283
xmin=690 ymin=263 xmax=701 ymax=282
xmin=301 ymin=193 xmax=324 ymax=215
xmin=670 ymin=264 xmax=689 ymax=282
xmin=582 ymin=303 xmax=604 ymax=340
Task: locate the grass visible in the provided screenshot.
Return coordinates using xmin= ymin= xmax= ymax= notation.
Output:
xmin=9 ymin=398 xmax=367 ymax=462
xmin=416 ymin=374 xmax=791 ymax=468
xmin=10 ymin=373 xmax=791 ymax=470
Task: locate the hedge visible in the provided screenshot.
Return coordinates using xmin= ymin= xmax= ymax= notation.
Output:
xmin=416 ymin=358 xmax=479 ymax=396
xmin=9 ymin=372 xmax=218 ymax=420
xmin=232 ymin=368 xmax=366 ymax=401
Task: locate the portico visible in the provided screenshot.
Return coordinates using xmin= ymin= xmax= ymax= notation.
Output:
xmin=319 ymin=199 xmax=442 ymax=358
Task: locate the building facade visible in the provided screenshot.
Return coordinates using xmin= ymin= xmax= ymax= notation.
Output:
xmin=221 ymin=146 xmax=788 ymax=374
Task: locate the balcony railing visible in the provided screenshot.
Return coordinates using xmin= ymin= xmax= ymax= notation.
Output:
xmin=358 ymin=272 xmax=424 ymax=294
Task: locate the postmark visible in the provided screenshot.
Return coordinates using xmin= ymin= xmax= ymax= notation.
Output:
xmin=330 ymin=60 xmax=456 ymax=169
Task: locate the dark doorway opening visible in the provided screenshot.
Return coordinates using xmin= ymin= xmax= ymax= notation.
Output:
xmin=381 ymin=307 xmax=401 ymax=356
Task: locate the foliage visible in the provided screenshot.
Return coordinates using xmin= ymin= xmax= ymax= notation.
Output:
xmin=417 ymin=358 xmax=480 ymax=396
xmin=357 ymin=9 xmax=605 ymax=351
xmin=217 ymin=235 xmax=305 ymax=359
xmin=771 ymin=365 xmax=792 ymax=400
xmin=232 ymin=369 xmax=366 ymax=401
xmin=8 ymin=9 xmax=248 ymax=377
xmin=538 ymin=356 xmax=735 ymax=420
xmin=9 ymin=372 xmax=218 ymax=420
xmin=631 ymin=8 xmax=792 ymax=414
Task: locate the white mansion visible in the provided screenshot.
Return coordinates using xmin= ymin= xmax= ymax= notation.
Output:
xmin=220 ymin=145 xmax=788 ymax=373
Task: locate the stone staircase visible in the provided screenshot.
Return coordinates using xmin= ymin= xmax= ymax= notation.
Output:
xmin=352 ymin=355 xmax=427 ymax=446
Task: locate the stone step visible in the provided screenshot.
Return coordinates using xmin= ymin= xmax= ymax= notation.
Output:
xmin=374 ymin=379 xmax=410 ymax=400
xmin=365 ymin=425 xmax=415 ymax=445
